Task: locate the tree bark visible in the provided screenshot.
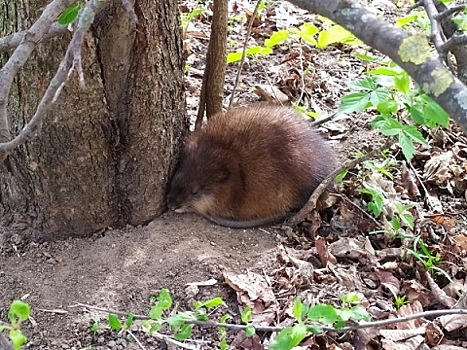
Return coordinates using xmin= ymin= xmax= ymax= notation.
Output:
xmin=0 ymin=0 xmax=187 ymax=240
xmin=195 ymin=0 xmax=228 ymax=130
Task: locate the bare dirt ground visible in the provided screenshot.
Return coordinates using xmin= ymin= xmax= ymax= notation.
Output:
xmin=2 ymin=0 xmax=467 ymax=349
xmin=0 ymin=213 xmax=279 ymax=349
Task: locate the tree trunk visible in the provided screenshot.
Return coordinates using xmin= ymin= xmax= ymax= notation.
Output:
xmin=0 ymin=0 xmax=187 ymax=240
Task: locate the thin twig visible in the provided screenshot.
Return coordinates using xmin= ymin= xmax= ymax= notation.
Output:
xmin=310 ymin=111 xmax=340 ymax=127
xmin=290 ymin=138 xmax=396 ymax=225
xmin=0 ymin=0 xmax=108 ymax=162
xmin=69 ymin=302 xmax=467 ymax=334
xmin=436 ymin=4 xmax=466 ymax=20
xmin=228 ymin=0 xmax=261 ymax=108
xmin=0 ymin=23 xmax=68 ymax=54
xmin=127 ymin=330 xmax=146 ymax=350
xmin=333 ymin=193 xmax=384 ymax=230
xmin=0 ymin=0 xmax=76 ymax=146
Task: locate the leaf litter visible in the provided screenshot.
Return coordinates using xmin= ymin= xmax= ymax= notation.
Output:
xmin=0 ymin=0 xmax=466 ymax=348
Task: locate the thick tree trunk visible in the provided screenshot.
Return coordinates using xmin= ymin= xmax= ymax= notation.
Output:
xmin=0 ymin=0 xmax=187 ymax=240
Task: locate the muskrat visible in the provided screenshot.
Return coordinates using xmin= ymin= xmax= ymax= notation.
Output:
xmin=167 ymin=104 xmax=337 ymax=228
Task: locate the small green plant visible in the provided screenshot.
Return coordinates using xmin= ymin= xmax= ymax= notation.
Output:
xmin=219 ymin=314 xmax=231 ymax=350
xmin=0 ymin=300 xmax=30 ymax=350
xmin=141 ymin=289 xmax=226 ymax=341
xmin=394 ymin=295 xmax=409 ymax=309
xmin=227 ymin=29 xmax=289 ymax=63
xmin=90 ymin=316 xmax=100 ymax=332
xmin=405 ymin=237 xmax=451 ymax=280
xmin=390 ymin=203 xmax=415 ymax=235
xmin=270 ymin=294 xmax=370 ymax=350
xmin=360 ymin=187 xmax=385 ymax=218
xmin=241 ymin=306 xmax=255 ymax=337
xmin=227 ymin=17 xmax=360 ymax=64
xmin=180 ymin=7 xmax=205 ymax=38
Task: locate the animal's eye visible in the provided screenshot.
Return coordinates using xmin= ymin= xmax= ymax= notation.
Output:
xmin=191 ymin=185 xmax=200 ymax=195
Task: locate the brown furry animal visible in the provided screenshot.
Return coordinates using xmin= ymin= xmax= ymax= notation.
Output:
xmin=167 ymin=105 xmax=337 ymax=228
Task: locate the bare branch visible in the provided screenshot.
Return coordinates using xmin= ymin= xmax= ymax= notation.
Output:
xmin=422 ymin=0 xmax=447 ymax=60
xmin=0 ymin=22 xmax=68 ymax=54
xmin=437 ymin=4 xmax=466 ymax=20
xmin=0 ymin=0 xmax=76 ymax=147
xmin=441 ymin=34 xmax=467 ymax=53
xmin=286 ymin=0 xmax=467 ymax=134
xmin=0 ymin=0 xmax=107 ymax=161
xmin=69 ymin=302 xmax=467 ymax=334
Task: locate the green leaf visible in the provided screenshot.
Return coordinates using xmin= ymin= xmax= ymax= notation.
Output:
xmin=349 ymin=306 xmax=371 ymax=321
xmin=292 ymin=298 xmax=303 ymax=321
xmin=265 ymin=30 xmax=289 ymax=48
xmin=349 ymin=77 xmax=378 ymax=90
xmin=402 ymin=125 xmax=427 ymax=145
xmin=407 ymin=104 xmax=425 ymax=124
xmin=392 ymin=216 xmax=401 ymax=230
xmin=334 ymin=319 xmax=346 ymax=329
xmin=227 ymin=51 xmax=243 ymax=63
xmin=299 ymin=23 xmax=318 ymax=36
xmin=398 ymin=131 xmax=416 ymax=162
xmin=336 ymin=308 xmax=353 ymax=321
xmin=220 ymin=314 xmax=231 ymax=323
xmin=394 ymin=72 xmax=411 ymax=93
xmin=339 ymin=92 xmax=371 ymax=114
xmin=201 ymin=297 xmax=224 ymax=308
xmin=195 ymin=309 xmax=209 ymax=321
xmin=369 ymin=88 xmax=390 ymax=107
xmin=396 ymin=14 xmax=418 ymax=27
xmin=291 ymin=23 xmax=318 ymax=45
xmin=220 ymin=339 xmax=228 ymax=350
xmin=90 ymin=317 xmax=99 ymax=332
xmin=290 ymin=324 xmax=308 ymax=346
xmin=174 ymin=324 xmax=193 ymax=340
xmin=354 ymin=53 xmax=380 ymax=62
xmin=367 ymin=67 xmax=401 ymax=76
xmin=318 ymin=25 xmax=356 ymax=48
xmin=58 ymin=3 xmax=80 ymax=25
xmin=9 ymin=329 xmax=27 ymax=350
xmin=307 ymin=325 xmax=324 ymax=334
xmin=270 ymin=324 xmax=308 ymax=350
xmin=108 ymin=314 xmax=122 ymax=331
xmin=258 ymin=47 xmax=273 ymax=55
xmin=8 ymin=300 xmax=30 ymax=324
xmin=157 ymin=289 xmax=173 ymax=309
xmin=400 ymin=212 xmax=415 ymax=229
xmin=148 ymin=321 xmax=162 ymax=334
xmin=125 ymin=313 xmax=135 ymax=327
xmin=166 ymin=314 xmax=189 ymax=329
xmin=245 ymin=325 xmax=256 ymax=337
xmin=149 ymin=305 xmax=163 ymax=320
xmin=241 ymin=306 xmax=252 ymax=323
xmin=307 ymin=304 xmax=339 ymax=324
xmin=376 ymin=100 xmax=398 ymax=114
xmin=423 ymin=99 xmax=449 ymax=127
xmin=336 ymin=169 xmax=348 ymax=183
xmin=341 ymin=292 xmax=361 ymax=304
xmin=360 ymin=188 xmax=384 ymax=217
xmin=372 ymin=115 xmax=403 ymax=136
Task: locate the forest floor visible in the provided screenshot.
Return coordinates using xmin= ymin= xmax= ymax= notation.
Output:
xmin=2 ymin=0 xmax=467 ymax=349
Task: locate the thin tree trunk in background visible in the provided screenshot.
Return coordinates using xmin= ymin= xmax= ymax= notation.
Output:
xmin=196 ymin=0 xmax=228 ymax=130
xmin=0 ymin=0 xmax=187 ymax=240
